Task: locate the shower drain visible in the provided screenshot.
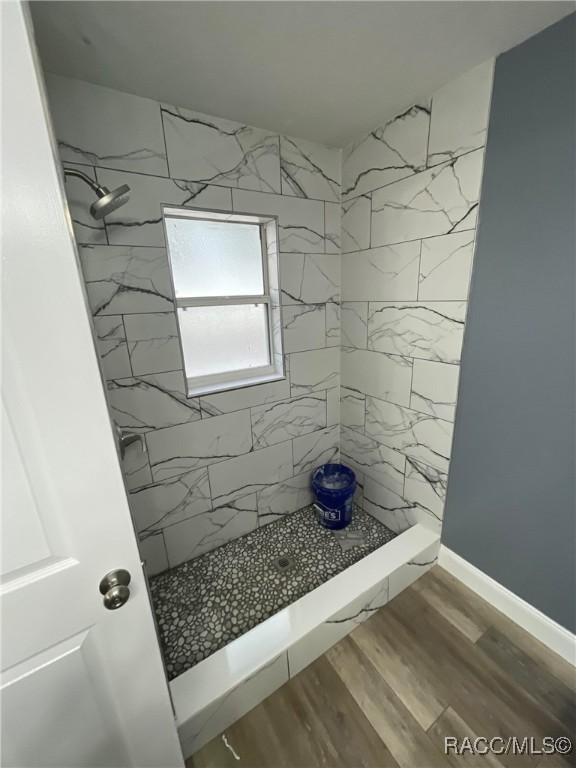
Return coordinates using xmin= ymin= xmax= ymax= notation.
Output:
xmin=272 ymin=554 xmax=296 ymax=574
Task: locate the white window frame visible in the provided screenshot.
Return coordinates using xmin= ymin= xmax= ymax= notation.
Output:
xmin=162 ymin=205 xmax=285 ymax=398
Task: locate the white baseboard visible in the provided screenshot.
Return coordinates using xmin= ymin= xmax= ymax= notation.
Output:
xmin=439 ymin=545 xmax=576 ymax=667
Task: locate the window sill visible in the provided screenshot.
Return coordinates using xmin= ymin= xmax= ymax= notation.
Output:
xmin=186 ymin=372 xmax=286 ymax=399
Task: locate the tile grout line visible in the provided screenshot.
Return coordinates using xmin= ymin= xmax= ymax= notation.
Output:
xmin=69 ymin=159 xmax=341 ymax=206
xmin=416 ymin=239 xmax=424 ymax=301
xmin=343 ymin=423 xmax=448 ymax=479
xmin=341 ymin=344 xmax=463 ymax=367
xmin=340 ymin=225 xmax=478 ymax=255
xmin=158 ymin=102 xmax=172 ymax=179
xmin=120 ymin=314 xmax=136 ymax=378
xmin=343 ymin=143 xmax=483 ymax=204
xmin=425 ymin=97 xmax=434 ymax=168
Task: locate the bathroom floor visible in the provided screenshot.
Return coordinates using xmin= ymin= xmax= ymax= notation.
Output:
xmin=189 ymin=567 xmax=576 ymax=768
xmin=149 ymin=505 xmax=396 ymax=680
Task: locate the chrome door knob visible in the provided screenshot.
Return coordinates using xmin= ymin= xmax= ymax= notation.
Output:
xmin=103 ymin=584 xmax=130 ymax=610
xmin=99 ymin=568 xmax=131 ymax=610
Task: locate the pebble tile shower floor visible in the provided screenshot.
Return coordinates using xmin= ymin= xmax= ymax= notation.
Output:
xmin=149 ymin=505 xmax=396 ymax=680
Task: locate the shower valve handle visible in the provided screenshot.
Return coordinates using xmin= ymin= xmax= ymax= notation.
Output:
xmin=115 ymin=426 xmax=146 ymax=460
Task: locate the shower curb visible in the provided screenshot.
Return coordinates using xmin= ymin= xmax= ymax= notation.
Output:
xmin=171 ymin=523 xmax=440 ymax=758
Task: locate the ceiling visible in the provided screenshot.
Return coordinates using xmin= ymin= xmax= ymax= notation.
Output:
xmin=30 ymin=1 xmax=574 ymax=147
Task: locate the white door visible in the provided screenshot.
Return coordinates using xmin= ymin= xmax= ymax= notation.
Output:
xmin=0 ymin=4 xmax=184 ymax=767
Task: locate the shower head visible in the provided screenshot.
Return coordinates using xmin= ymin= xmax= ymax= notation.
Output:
xmin=90 ymin=184 xmax=131 ymax=220
xmin=63 ymin=167 xmax=130 ymax=220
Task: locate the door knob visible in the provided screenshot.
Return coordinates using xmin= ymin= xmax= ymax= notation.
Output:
xmin=99 ymin=568 xmax=131 ymax=610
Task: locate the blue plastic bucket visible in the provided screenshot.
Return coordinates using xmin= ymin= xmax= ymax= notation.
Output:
xmin=312 ymin=463 xmax=357 ymax=530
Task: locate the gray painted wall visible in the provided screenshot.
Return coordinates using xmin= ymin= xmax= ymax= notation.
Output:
xmin=442 ymin=14 xmax=576 ymax=633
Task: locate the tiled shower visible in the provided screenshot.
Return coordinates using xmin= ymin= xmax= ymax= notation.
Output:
xmin=43 ymin=56 xmax=493 ymax=749
xmin=47 ymin=71 xmax=342 ymax=575
xmin=340 ymin=60 xmax=493 ymax=533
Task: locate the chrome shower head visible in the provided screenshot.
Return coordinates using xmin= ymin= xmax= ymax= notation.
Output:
xmin=63 ymin=167 xmax=130 ymax=220
xmin=90 ymin=184 xmax=131 ymax=220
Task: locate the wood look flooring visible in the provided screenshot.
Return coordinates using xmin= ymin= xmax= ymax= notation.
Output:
xmin=188 ymin=567 xmax=576 ymax=768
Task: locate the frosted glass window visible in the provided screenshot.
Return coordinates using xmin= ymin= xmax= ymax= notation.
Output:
xmin=165 ymin=217 xmax=264 ymax=297
xmin=178 ymin=305 xmax=270 ymax=378
xmin=163 ymin=206 xmax=284 ymax=396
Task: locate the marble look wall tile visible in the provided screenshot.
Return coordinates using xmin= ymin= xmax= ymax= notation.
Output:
xmin=257 ymin=471 xmax=314 ymax=525
xmin=352 ymin=476 xmax=365 ymax=509
xmin=162 ymin=104 xmax=280 ymax=193
xmin=208 ymin=441 xmax=293 ymax=505
xmin=418 ymin=232 xmax=475 ymax=301
xmin=280 ymin=253 xmax=340 ymax=305
xmin=58 ymin=74 xmax=487 ymax=560
xmin=342 ymin=195 xmax=371 ymax=253
xmin=363 ymin=475 xmax=417 ymax=534
xmin=139 ymin=531 xmax=169 ymax=577
xmin=199 ymin=376 xmax=290 ymax=417
xmin=251 ymin=393 xmax=326 ymax=449
xmin=403 ymin=458 xmax=447 ymax=532
xmin=98 ymin=168 xmax=232 ymax=247
xmin=341 ymin=302 xmax=368 ymax=348
xmin=47 ymin=74 xmax=169 ymax=176
xmin=63 ymin=163 xmax=107 ymax=246
xmin=428 ymin=60 xmax=494 ymax=167
xmin=232 ymin=189 xmax=325 ymax=253
xmin=121 ymin=441 xmax=153 ymax=491
xmin=282 ymin=304 xmax=326 ymax=353
xmin=93 ymin=316 xmax=132 ymax=379
xmin=292 ymin=425 xmax=339 ymax=475
xmin=130 ymin=467 xmax=211 ymax=534
xmin=93 ymin=315 xmax=126 ymax=342
xmin=367 ymin=301 xmax=466 ymax=364
xmin=341 ymin=387 xmax=365 ymax=431
xmin=325 ymin=303 xmax=341 ymax=348
xmin=280 ymin=136 xmax=340 ymax=202
xmin=342 ymin=104 xmax=429 ymax=200
xmin=337 ymin=453 xmax=365 ymax=495
xmin=371 ymin=149 xmax=484 ymax=246
xmin=123 ymin=312 xmax=182 ymax=375
xmin=341 ymin=427 xmax=405 ymax=495
xmin=365 ymin=480 xmax=447 ymax=537
xmin=326 ymin=387 xmax=340 ymax=427
xmin=324 ymin=202 xmax=341 ymax=254
xmin=108 ymin=371 xmax=201 ymax=433
xmin=163 ymin=494 xmax=258 ymax=567
xmin=341 ymin=348 xmax=412 ymax=407
xmin=80 ymin=245 xmax=174 ymax=315
xmin=146 ymin=410 xmax=252 ymax=481
xmin=365 ymin=397 xmax=454 ymax=472
xmin=290 ymin=347 xmax=339 ymax=395
xmin=410 ymin=359 xmax=460 ymax=422
xmin=341 ymin=242 xmax=420 ymax=301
